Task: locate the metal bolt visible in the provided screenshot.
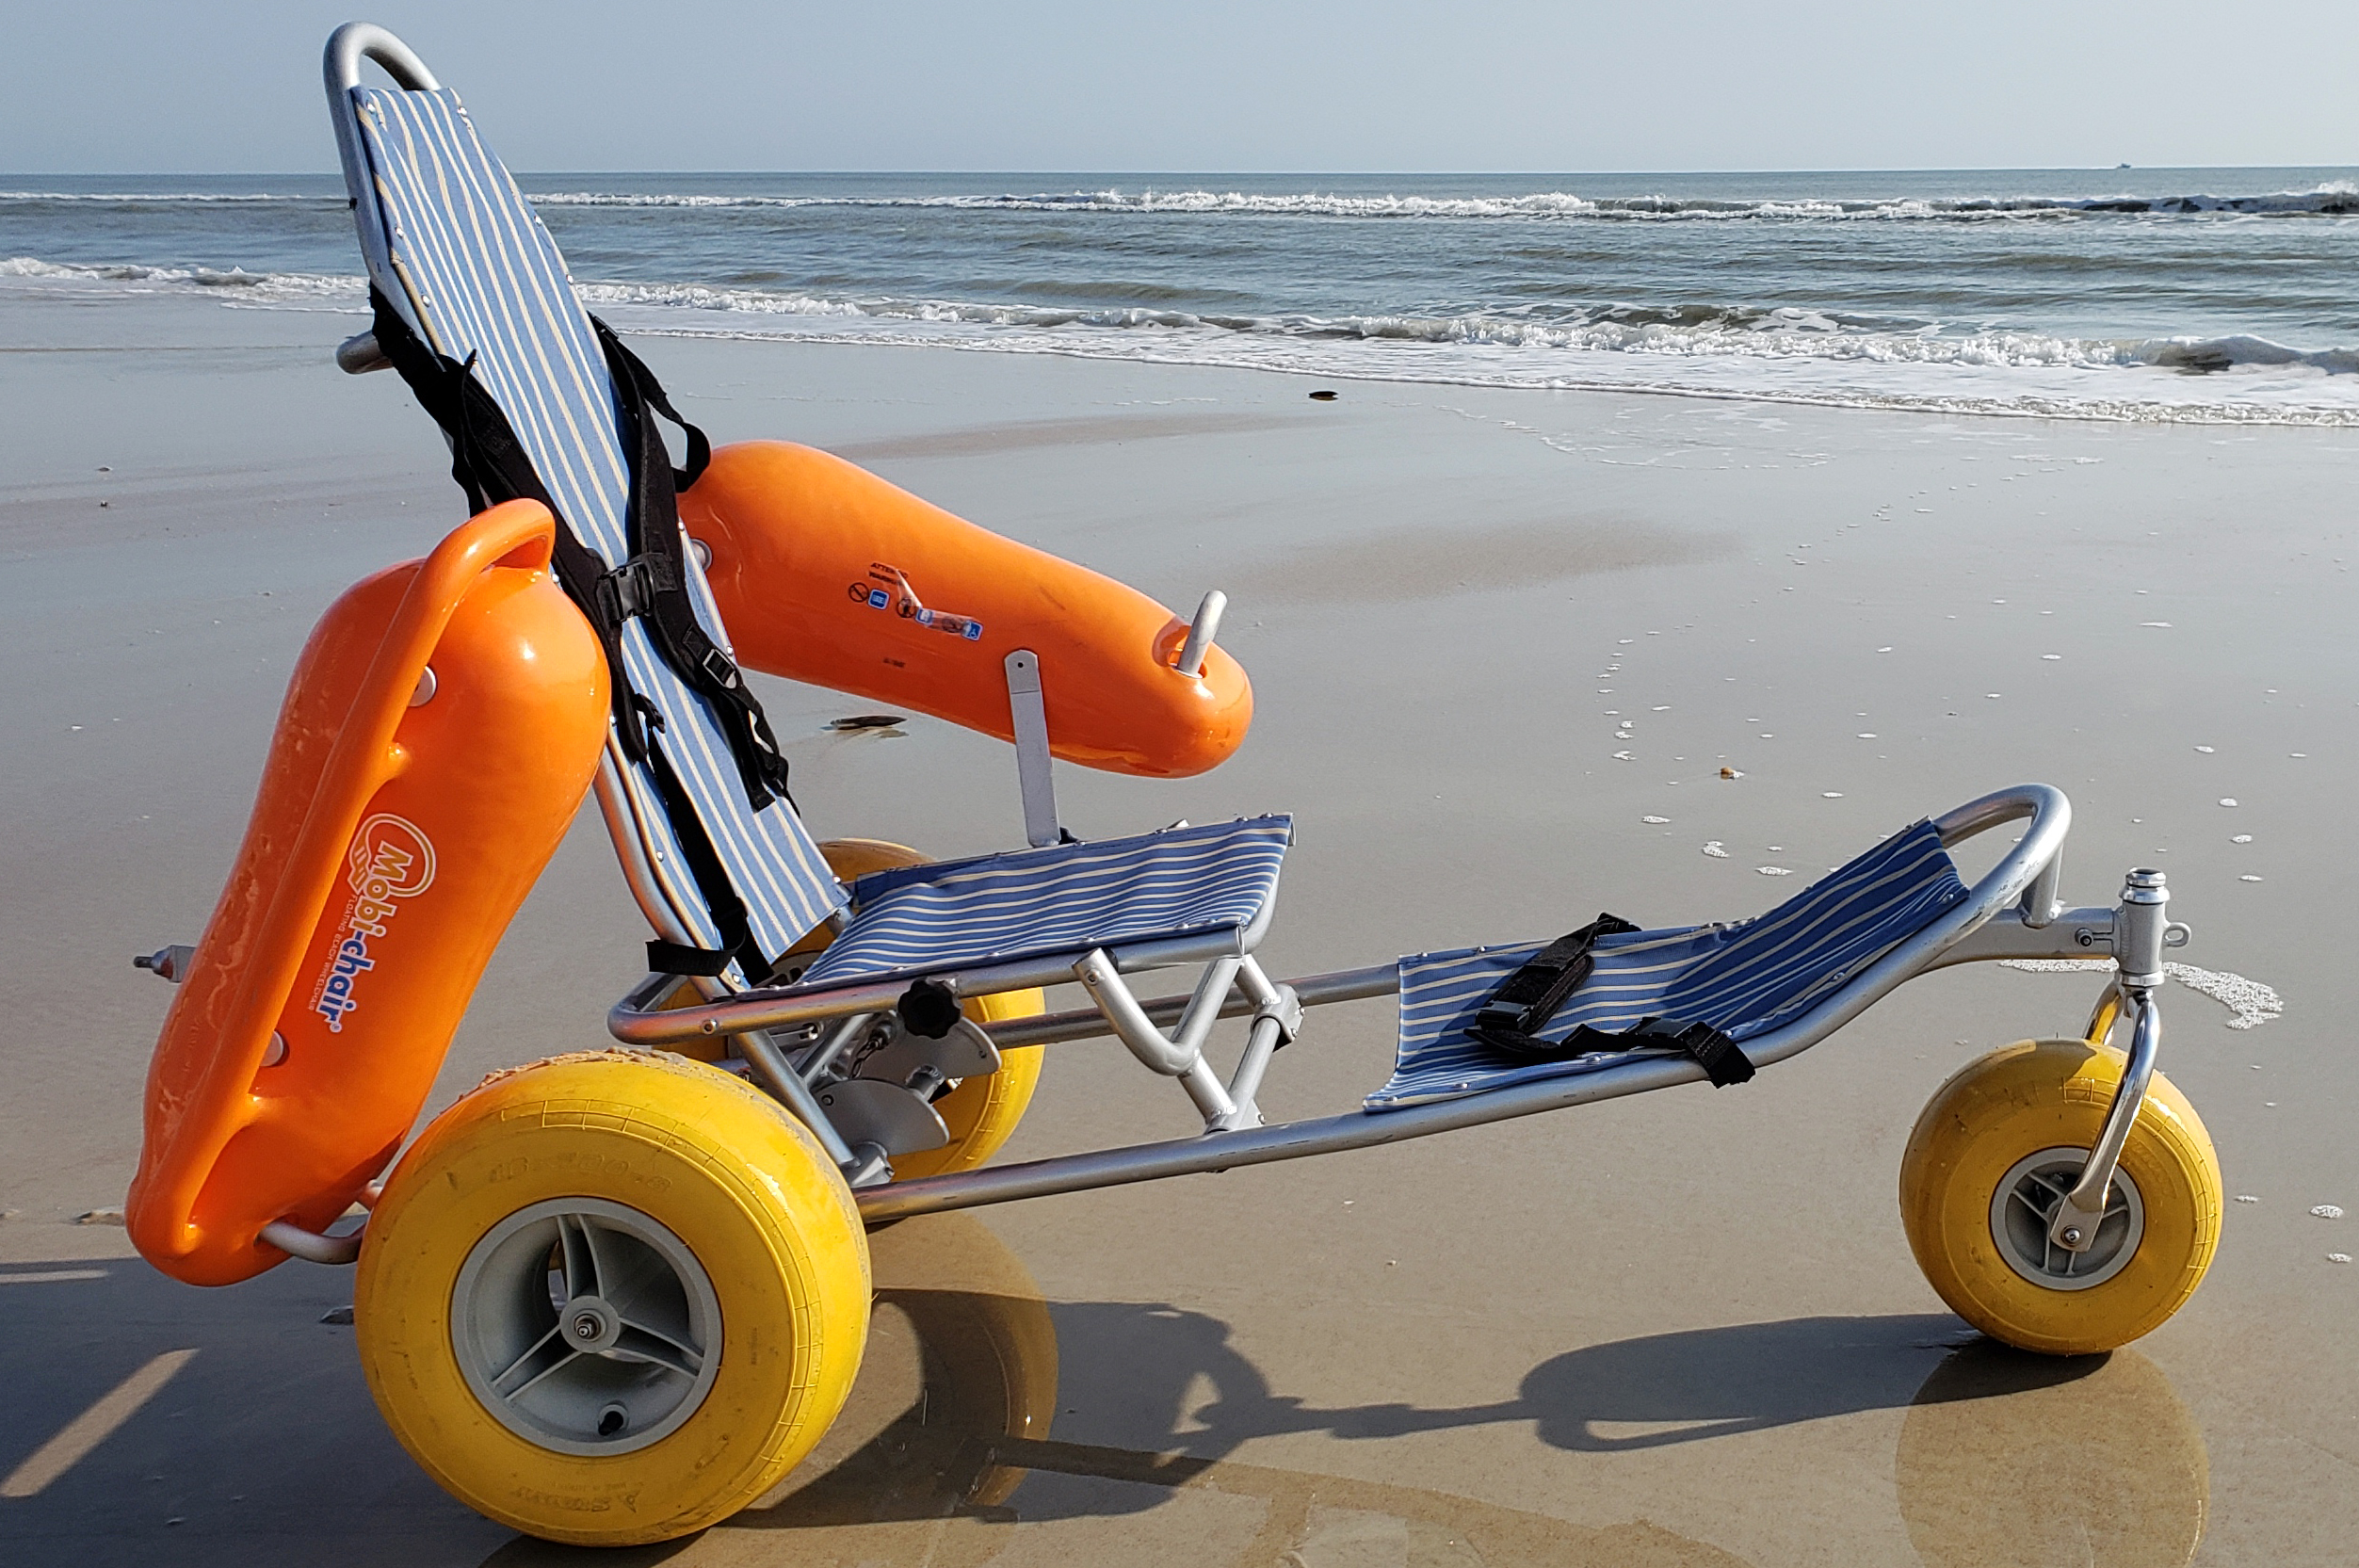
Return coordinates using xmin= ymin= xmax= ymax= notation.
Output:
xmin=2061 ymin=1226 xmax=2084 ymax=1246
xmin=571 ymin=1312 xmax=602 ymax=1341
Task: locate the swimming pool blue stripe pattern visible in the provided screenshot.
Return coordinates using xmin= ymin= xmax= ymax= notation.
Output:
xmin=348 ymin=85 xmax=845 ymax=962
xmin=800 ymin=816 xmax=1292 ymax=987
xmin=1371 ymin=819 xmax=1967 ymax=1109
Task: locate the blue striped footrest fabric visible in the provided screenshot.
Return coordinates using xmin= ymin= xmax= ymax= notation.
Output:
xmin=1369 ymin=819 xmax=1968 ymax=1110
xmin=800 ymin=816 xmax=1293 ymax=989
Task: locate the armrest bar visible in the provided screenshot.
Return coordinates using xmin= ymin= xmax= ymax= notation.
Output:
xmin=609 ymin=926 xmax=1261 ymax=1044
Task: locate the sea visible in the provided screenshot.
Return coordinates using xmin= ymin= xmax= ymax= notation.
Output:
xmin=8 ymin=169 xmax=2359 ymax=426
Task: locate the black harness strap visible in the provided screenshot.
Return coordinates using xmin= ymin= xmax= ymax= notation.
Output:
xmin=1465 ymin=913 xmax=1639 ymax=1054
xmin=366 ymin=291 xmax=793 ymax=813
xmin=366 ymin=288 xmax=784 ymax=983
xmin=1561 ymin=1017 xmax=1756 ymax=1088
xmin=1464 ymin=911 xmax=1753 ymax=1087
xmin=368 ymin=290 xmax=638 ymax=755
xmin=590 ymin=318 xmax=794 ymax=814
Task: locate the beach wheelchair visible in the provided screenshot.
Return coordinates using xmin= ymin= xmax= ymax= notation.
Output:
xmin=123 ymin=24 xmax=2224 ymax=1546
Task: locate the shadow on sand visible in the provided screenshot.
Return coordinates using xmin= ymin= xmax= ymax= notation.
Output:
xmin=0 ymin=1214 xmax=2206 ymax=1568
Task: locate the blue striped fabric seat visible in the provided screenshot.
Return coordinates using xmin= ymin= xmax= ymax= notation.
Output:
xmin=345 ymin=84 xmax=847 ymax=966
xmin=800 ymin=816 xmax=1292 ymax=988
xmin=1369 ymin=819 xmax=1968 ymax=1109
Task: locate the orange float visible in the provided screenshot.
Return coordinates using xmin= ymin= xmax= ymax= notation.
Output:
xmin=681 ymin=441 xmax=1252 ymax=778
xmin=127 ymin=501 xmax=608 ymax=1285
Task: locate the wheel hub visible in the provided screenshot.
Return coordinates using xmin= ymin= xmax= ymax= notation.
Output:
xmin=565 ymin=1298 xmax=619 ymax=1350
xmin=451 ymin=1197 xmax=723 ymax=1456
xmin=1989 ymin=1146 xmax=2145 ymax=1292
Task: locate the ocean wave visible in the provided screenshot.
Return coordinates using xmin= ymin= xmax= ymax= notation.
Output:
xmin=575 ymin=276 xmax=2359 ymax=377
xmin=0 ymin=189 xmax=327 ymax=204
xmin=628 ymin=318 xmax=2359 ymax=428
xmin=12 ymin=252 xmax=2359 ymax=425
xmin=10 ymin=181 xmax=2355 ymax=222
xmin=531 ymin=181 xmax=2359 ymax=221
xmin=0 ymin=255 xmax=360 ymax=296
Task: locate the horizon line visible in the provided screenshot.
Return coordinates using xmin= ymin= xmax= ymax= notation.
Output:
xmin=8 ymin=162 xmax=2359 ymax=181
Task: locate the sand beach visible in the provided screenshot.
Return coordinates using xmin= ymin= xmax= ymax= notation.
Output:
xmin=3 ymin=280 xmax=2356 ymax=1565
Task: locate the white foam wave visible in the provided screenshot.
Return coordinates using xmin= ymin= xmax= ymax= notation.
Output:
xmin=530 ymin=181 xmax=2359 ymax=222
xmin=8 ymin=181 xmax=2355 ymax=222
xmin=14 ymin=253 xmax=2359 ymax=427
xmin=576 ymin=277 xmax=2359 ymax=380
xmin=0 ymin=189 xmax=325 ymax=204
xmin=0 ymin=254 xmax=361 ymax=298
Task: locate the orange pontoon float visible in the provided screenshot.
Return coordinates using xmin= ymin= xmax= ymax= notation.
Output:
xmin=130 ymin=501 xmax=607 ymax=1285
xmin=123 ymin=23 xmax=2224 ymax=1546
xmin=686 ymin=439 xmax=1252 ymax=780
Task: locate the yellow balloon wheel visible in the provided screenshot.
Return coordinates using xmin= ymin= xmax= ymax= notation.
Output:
xmin=1899 ymin=1038 xmax=2222 ymax=1356
xmin=809 ymin=839 xmax=1046 ymax=1183
xmin=355 ymin=1051 xmax=871 ymax=1546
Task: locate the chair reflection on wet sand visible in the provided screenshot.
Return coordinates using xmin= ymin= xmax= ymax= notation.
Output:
xmin=472 ymin=1214 xmax=2207 ymax=1568
xmin=0 ymin=1231 xmax=2201 ymax=1568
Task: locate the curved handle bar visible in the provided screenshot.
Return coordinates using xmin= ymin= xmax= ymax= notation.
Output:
xmin=325 ymin=22 xmax=440 ymax=96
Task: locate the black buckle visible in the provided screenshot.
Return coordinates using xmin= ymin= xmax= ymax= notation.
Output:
xmin=1615 ymin=1017 xmax=1755 ymax=1087
xmin=1463 ymin=913 xmax=1638 ymax=1053
xmin=597 ymin=558 xmax=656 ymax=625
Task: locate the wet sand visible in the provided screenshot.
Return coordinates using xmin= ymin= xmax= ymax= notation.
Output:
xmin=2 ymin=287 xmax=2355 ymax=1565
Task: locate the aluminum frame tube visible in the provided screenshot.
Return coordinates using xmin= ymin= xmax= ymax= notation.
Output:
xmin=1175 ymin=590 xmax=1226 ymax=678
xmin=735 ymin=1027 xmax=864 ymax=1172
xmin=322 ymin=24 xmax=438 ymax=348
xmin=260 ymin=1218 xmax=365 ymax=1266
xmin=855 ymin=1048 xmax=1712 ymax=1222
xmin=854 ymin=784 xmax=2080 ymax=1222
xmin=979 ymin=962 xmax=1399 ymax=1049
xmin=609 ymin=926 xmax=1266 ymax=1044
xmin=1178 ymin=1058 xmax=1239 ymax=1123
xmin=1073 ymin=950 xmax=1239 ymax=1075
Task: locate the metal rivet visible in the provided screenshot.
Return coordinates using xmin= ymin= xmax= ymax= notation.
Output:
xmin=262 ymin=1032 xmax=287 ymax=1068
xmin=409 ymin=666 xmax=437 ymax=706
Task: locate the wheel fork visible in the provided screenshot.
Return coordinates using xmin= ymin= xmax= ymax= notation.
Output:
xmin=2050 ymin=870 xmax=2179 ymax=1254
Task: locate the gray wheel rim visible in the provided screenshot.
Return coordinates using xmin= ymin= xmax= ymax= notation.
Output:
xmin=451 ymin=1196 xmax=722 ymax=1455
xmin=1988 ymin=1146 xmax=2145 ymax=1292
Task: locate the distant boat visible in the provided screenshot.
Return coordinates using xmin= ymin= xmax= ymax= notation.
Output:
xmin=2118 ymin=162 xmax=2133 ymax=169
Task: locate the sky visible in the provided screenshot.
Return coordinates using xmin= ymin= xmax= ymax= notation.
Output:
xmin=5 ymin=0 xmax=2359 ymax=173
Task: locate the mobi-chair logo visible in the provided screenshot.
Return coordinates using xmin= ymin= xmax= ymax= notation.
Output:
xmin=311 ymin=813 xmax=437 ymax=1032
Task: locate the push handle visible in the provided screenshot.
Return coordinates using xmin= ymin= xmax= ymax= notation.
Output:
xmin=142 ymin=501 xmax=557 ymax=1261
xmin=325 ymin=22 xmax=440 ymax=95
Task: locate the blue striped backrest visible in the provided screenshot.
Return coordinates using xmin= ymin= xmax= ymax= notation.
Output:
xmin=800 ymin=816 xmax=1293 ymax=987
xmin=347 ymin=85 xmax=846 ymax=964
xmin=1374 ymin=819 xmax=1967 ymax=1108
